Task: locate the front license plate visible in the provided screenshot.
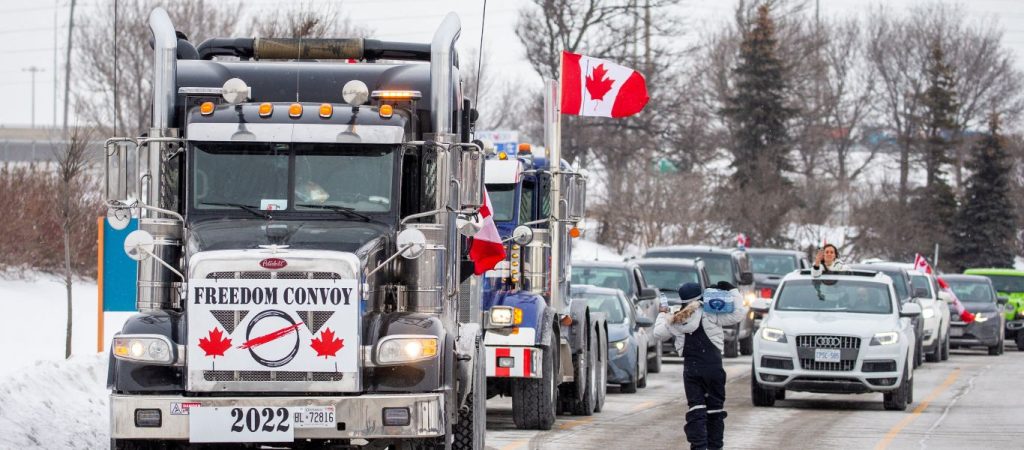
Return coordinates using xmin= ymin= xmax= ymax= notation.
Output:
xmin=190 ymin=406 xmax=294 ymax=443
xmin=814 ymin=348 xmax=841 ymax=363
xmin=950 ymin=327 xmax=964 ymax=337
xmin=293 ymin=406 xmax=336 ymax=429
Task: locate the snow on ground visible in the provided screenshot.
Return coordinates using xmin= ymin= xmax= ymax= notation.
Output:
xmin=0 ymin=354 xmax=109 ymax=449
xmin=572 ymin=236 xmax=624 ymax=262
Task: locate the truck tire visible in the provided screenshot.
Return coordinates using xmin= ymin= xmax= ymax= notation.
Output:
xmin=594 ymin=330 xmax=608 ymax=413
xmin=452 ymin=340 xmax=486 ymax=450
xmin=723 ymin=336 xmax=739 ymax=358
xmin=570 ymin=326 xmax=598 ymax=416
xmin=110 ymin=439 xmax=159 ymax=450
xmin=750 ymin=363 xmax=775 ymax=407
xmin=883 ymin=365 xmax=910 ymax=411
xmin=648 ymin=344 xmax=662 ymax=373
xmin=512 ymin=340 xmax=557 ymax=430
xmin=739 ymin=335 xmax=754 ymax=356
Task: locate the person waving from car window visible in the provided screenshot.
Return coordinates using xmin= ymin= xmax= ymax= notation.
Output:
xmin=811 ymin=243 xmax=846 ymax=277
xmin=653 ymin=281 xmax=748 ymax=450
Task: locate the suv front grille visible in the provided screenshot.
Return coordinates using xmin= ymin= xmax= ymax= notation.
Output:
xmin=207 ymin=271 xmax=341 ymax=280
xmin=203 ymin=371 xmax=345 ymax=382
xmin=796 ymin=335 xmax=861 ymax=372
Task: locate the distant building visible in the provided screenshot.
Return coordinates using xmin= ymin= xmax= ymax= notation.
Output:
xmin=0 ymin=126 xmax=101 ymax=162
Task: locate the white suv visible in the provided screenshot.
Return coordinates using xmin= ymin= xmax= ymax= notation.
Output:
xmin=751 ymin=270 xmax=921 ymax=411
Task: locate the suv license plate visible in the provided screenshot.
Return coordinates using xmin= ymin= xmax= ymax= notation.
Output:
xmin=190 ymin=406 xmax=295 ymax=443
xmin=814 ymin=349 xmax=841 ymax=363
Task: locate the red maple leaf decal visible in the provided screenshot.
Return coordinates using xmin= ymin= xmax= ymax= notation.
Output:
xmin=198 ymin=327 xmax=232 ymax=358
xmin=310 ymin=328 xmax=344 ymax=358
xmin=585 ymin=64 xmax=615 ymax=101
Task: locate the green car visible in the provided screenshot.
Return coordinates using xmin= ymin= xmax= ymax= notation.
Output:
xmin=964 ymin=268 xmax=1024 ymax=350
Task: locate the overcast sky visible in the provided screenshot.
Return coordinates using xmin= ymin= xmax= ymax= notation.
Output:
xmin=0 ymin=0 xmax=1022 ymax=129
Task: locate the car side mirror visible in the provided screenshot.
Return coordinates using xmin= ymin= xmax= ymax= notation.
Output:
xmin=635 ymin=316 xmax=654 ymax=328
xmin=913 ymin=287 xmax=929 ymax=299
xmin=739 ymin=272 xmax=754 ymax=285
xmin=997 ymin=295 xmax=1009 ymax=305
xmin=639 ymin=287 xmax=659 ymax=301
xmin=900 ymin=302 xmax=922 ymax=318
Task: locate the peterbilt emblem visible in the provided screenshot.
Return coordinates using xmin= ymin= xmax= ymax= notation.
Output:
xmin=816 ymin=336 xmax=841 ymax=347
xmin=260 ymin=258 xmax=288 ymax=270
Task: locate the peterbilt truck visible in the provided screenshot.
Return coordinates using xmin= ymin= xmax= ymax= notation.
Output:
xmin=102 ymin=8 xmax=487 ymax=449
xmin=477 ymin=84 xmax=608 ymax=430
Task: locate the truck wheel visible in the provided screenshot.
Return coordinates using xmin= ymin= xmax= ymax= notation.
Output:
xmin=110 ymin=439 xmax=157 ymax=450
xmin=594 ymin=331 xmax=608 ymax=413
xmin=452 ymin=340 xmax=486 ymax=450
xmin=648 ymin=343 xmax=662 ymax=373
xmin=883 ymin=365 xmax=910 ymax=411
xmin=750 ymin=363 xmax=775 ymax=407
xmin=571 ymin=325 xmax=598 ymax=416
xmin=512 ymin=341 xmax=557 ymax=430
xmin=723 ymin=337 xmax=739 ymax=358
xmin=739 ymin=335 xmax=754 ymax=356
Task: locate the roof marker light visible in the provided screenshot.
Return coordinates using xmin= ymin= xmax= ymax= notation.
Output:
xmin=319 ymin=103 xmax=333 ymax=119
xmin=199 ymin=102 xmax=215 ymax=116
xmin=258 ymin=103 xmax=273 ymax=117
xmin=371 ymin=90 xmax=423 ymax=101
xmin=498 ymin=151 xmax=508 ymax=160
xmin=289 ymin=103 xmax=303 ymax=118
xmin=518 ymin=143 xmax=532 ymax=154
xmin=379 ymin=104 xmax=394 ymax=118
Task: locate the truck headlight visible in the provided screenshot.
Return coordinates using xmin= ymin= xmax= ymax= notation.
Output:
xmin=488 ymin=306 xmax=523 ymax=327
xmin=376 ymin=336 xmax=439 ymax=365
xmin=870 ymin=332 xmax=899 ymax=346
xmin=743 ymin=291 xmax=756 ymax=307
xmin=112 ymin=335 xmax=175 ymax=364
xmin=612 ymin=339 xmax=629 ymax=355
xmin=922 ymin=308 xmax=935 ymax=319
xmin=761 ymin=327 xmax=787 ymax=343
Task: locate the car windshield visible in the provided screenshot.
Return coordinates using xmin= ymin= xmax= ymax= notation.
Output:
xmin=946 ymin=280 xmax=996 ymax=303
xmin=749 ymin=253 xmax=798 ymax=276
xmin=640 ymin=265 xmax=699 ymax=298
xmin=877 ymin=269 xmax=910 ymax=302
xmin=571 ymin=267 xmax=633 ymax=294
xmin=192 ymin=142 xmax=396 ymax=213
xmin=979 ymin=275 xmax=1024 ymax=294
xmin=487 ymin=183 xmax=516 ymax=222
xmin=574 ymin=293 xmax=627 ymax=324
xmin=650 ymin=252 xmax=733 ymax=284
xmin=775 ymin=279 xmax=893 ymax=314
xmin=911 ymin=275 xmax=933 ymax=297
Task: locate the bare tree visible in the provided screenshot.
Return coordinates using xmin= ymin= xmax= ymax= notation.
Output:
xmin=251 ymin=1 xmax=368 ymax=39
xmin=54 ymin=126 xmax=94 ymax=359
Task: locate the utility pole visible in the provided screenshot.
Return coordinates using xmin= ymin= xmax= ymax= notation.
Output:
xmin=23 ymin=66 xmax=45 ymax=129
xmin=53 ymin=0 xmax=59 ymax=127
xmin=62 ymin=0 xmax=77 ymax=131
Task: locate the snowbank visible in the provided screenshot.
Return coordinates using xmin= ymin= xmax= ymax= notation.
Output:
xmin=572 ymin=238 xmax=624 ymax=262
xmin=0 ymin=354 xmax=109 ymax=449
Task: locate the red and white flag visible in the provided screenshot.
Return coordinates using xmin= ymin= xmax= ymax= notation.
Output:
xmin=913 ymin=253 xmax=932 ymax=274
xmin=468 ymin=189 xmax=507 ymax=275
xmin=560 ymin=50 xmax=649 ymax=118
xmin=916 ymin=254 xmax=975 ymax=323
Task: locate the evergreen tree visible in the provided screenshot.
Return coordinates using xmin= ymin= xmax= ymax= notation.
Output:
xmin=909 ymin=41 xmax=959 ymax=266
xmin=951 ymin=115 xmax=1018 ymax=271
xmin=720 ymin=3 xmax=797 ymax=246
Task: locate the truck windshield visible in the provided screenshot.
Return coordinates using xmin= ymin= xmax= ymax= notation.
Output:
xmin=749 ymin=254 xmax=798 ymax=276
xmin=775 ymin=280 xmax=893 ymax=314
xmin=488 ymin=184 xmax=516 ymax=222
xmin=639 ymin=265 xmax=699 ymax=297
xmin=191 ymin=142 xmax=397 ymax=214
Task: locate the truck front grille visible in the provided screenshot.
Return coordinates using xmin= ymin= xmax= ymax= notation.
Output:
xmin=203 ymin=371 xmax=345 ymax=382
xmin=207 ymin=271 xmax=341 ymax=280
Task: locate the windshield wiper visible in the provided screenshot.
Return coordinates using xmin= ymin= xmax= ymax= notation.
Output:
xmin=297 ymin=204 xmax=373 ymax=222
xmin=200 ymin=202 xmax=272 ymax=219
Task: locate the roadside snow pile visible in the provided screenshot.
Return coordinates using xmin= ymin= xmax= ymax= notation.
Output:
xmin=573 ymin=238 xmax=624 ymax=261
xmin=0 ymin=354 xmax=109 ymax=449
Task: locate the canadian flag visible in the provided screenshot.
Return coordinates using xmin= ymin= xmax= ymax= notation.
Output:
xmin=915 ymin=253 xmax=975 ymax=323
xmin=560 ymin=51 xmax=649 ymax=118
xmin=468 ymin=189 xmax=507 ymax=275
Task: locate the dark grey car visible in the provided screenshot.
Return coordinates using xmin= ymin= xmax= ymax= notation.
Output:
xmin=943 ymin=274 xmax=1008 ymax=355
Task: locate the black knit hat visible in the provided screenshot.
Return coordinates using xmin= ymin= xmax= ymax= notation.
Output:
xmin=678 ymin=282 xmax=703 ymax=304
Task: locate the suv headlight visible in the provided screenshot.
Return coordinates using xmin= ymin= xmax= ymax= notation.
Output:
xmin=376 ymin=336 xmax=439 ymax=365
xmin=488 ymin=306 xmax=523 ymax=327
xmin=973 ymin=312 xmax=989 ymax=323
xmin=612 ymin=339 xmax=629 ymax=355
xmin=870 ymin=332 xmax=899 ymax=346
xmin=112 ymin=335 xmax=175 ymax=364
xmin=761 ymin=327 xmax=787 ymax=343
xmin=922 ymin=308 xmax=935 ymax=319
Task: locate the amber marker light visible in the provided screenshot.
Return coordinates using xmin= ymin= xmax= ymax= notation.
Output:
xmin=289 ymin=103 xmax=303 ymax=118
xmin=258 ymin=102 xmax=273 ymax=117
xmin=199 ymin=101 xmax=215 ymax=115
xmin=319 ymin=103 xmax=333 ymax=118
xmin=379 ymin=104 xmax=394 ymax=118
xmin=569 ymin=227 xmax=581 ymax=238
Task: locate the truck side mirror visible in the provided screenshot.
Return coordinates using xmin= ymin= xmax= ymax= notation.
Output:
xmin=567 ymin=173 xmax=586 ymax=222
xmin=397 ymin=228 xmax=428 ymax=259
xmin=104 ymin=139 xmax=139 ymax=206
xmin=739 ymin=272 xmax=754 ymax=285
xmin=459 ymin=144 xmax=484 ymax=209
xmin=511 ymin=225 xmax=534 ymax=245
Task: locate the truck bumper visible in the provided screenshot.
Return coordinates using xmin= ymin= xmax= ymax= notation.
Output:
xmin=485 ymin=346 xmax=542 ymax=378
xmin=110 ymin=393 xmax=445 ymax=440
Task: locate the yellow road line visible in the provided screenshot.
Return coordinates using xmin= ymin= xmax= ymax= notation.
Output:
xmin=499 ymin=439 xmax=529 ymax=450
xmin=875 ymin=368 xmax=961 ymax=450
xmin=629 ymin=400 xmax=657 ymax=413
xmin=558 ymin=416 xmax=596 ymax=431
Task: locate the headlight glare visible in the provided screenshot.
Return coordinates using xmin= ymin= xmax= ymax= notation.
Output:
xmin=760 ymin=327 xmax=787 ymax=343
xmin=870 ymin=332 xmax=899 ymax=346
xmin=612 ymin=339 xmax=628 ymax=355
xmin=743 ymin=292 xmax=755 ymax=307
xmin=377 ymin=336 xmax=439 ymax=365
xmin=111 ymin=335 xmax=174 ymax=364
